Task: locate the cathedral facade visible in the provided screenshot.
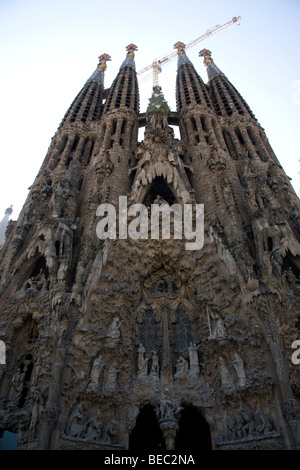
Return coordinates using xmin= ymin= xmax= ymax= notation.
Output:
xmin=0 ymin=42 xmax=300 ymax=451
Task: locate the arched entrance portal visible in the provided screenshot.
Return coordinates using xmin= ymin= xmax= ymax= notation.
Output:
xmin=129 ymin=405 xmax=165 ymax=452
xmin=175 ymin=406 xmax=212 ymax=451
xmin=129 ymin=405 xmax=212 ymax=452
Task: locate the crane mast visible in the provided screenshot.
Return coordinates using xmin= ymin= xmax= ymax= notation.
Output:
xmin=137 ymin=16 xmax=241 ymax=88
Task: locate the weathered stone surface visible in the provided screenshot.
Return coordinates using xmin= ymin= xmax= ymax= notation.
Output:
xmin=0 ymin=46 xmax=299 ymax=451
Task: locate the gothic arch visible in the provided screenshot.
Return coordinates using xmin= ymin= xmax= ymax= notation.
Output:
xmin=129 ymin=404 xmax=165 ymax=452
xmin=16 ymin=254 xmax=49 ymax=292
xmin=175 ymin=406 xmax=212 ymax=451
xmin=142 ymin=176 xmax=178 ymax=207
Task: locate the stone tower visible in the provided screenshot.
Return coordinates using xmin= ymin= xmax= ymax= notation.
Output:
xmin=0 ymin=42 xmax=300 ymax=451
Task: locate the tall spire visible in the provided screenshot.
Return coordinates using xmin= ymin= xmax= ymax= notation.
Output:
xmin=59 ymin=53 xmax=110 ymax=127
xmin=103 ymin=44 xmax=139 ymax=114
xmin=120 ymin=44 xmax=138 ymax=71
xmin=199 ymin=49 xmax=224 ymax=80
xmin=87 ymin=53 xmax=111 ymax=86
xmin=200 ymin=48 xmax=256 ymax=120
xmin=175 ymin=42 xmax=212 ymax=112
xmin=174 ymin=41 xmax=193 ymax=67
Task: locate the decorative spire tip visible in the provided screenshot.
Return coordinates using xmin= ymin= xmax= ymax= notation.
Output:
xmin=174 ymin=41 xmax=186 ymax=55
xmin=126 ymin=44 xmax=138 ymax=57
xmin=97 ymin=53 xmax=111 ymax=71
xmin=199 ymin=49 xmax=213 ymax=66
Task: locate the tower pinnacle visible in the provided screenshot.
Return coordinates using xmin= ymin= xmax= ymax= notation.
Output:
xmin=87 ymin=53 xmax=111 ymax=86
xmin=120 ymin=44 xmax=138 ymax=70
xmin=199 ymin=48 xmax=223 ymax=80
xmin=174 ymin=41 xmax=192 ymax=67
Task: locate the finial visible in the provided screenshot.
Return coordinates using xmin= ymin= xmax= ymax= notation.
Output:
xmin=174 ymin=41 xmax=193 ymax=67
xmin=120 ymin=44 xmax=138 ymax=71
xmin=97 ymin=53 xmax=111 ymax=71
xmin=126 ymin=44 xmax=138 ymax=58
xmin=87 ymin=53 xmax=111 ymax=85
xmin=174 ymin=41 xmax=186 ymax=55
xmin=199 ymin=49 xmax=224 ymax=80
xmin=199 ymin=49 xmax=213 ymax=66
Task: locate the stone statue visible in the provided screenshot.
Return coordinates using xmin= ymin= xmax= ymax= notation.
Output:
xmin=11 ymin=367 xmax=25 ymax=402
xmin=101 ymin=420 xmax=120 ymax=444
xmin=88 ymin=354 xmax=105 ymax=389
xmin=28 ymin=390 xmax=44 ymax=439
xmin=253 ymin=410 xmax=274 ymax=436
xmin=104 ymin=364 xmax=119 ymax=393
xmin=137 ymin=343 xmax=149 ymax=376
xmin=222 ymin=408 xmax=277 ymax=443
xmin=226 ymin=415 xmax=236 ymax=440
xmin=188 ymin=343 xmax=200 ymax=376
xmin=210 ymin=314 xmax=227 ymax=341
xmin=232 ymin=353 xmax=247 ymax=388
xmin=174 ymin=356 xmax=188 ymax=380
xmin=84 ymin=412 xmax=103 ymax=441
xmin=235 ymin=407 xmax=255 ymax=439
xmin=150 ymin=350 xmax=159 ymax=377
xmin=157 ymin=390 xmax=182 ymax=421
xmin=218 ymin=356 xmax=234 ymax=391
xmin=126 ymin=404 xmax=140 ymax=432
xmin=66 ymin=404 xmax=86 ymax=438
xmin=106 ymin=317 xmax=123 ymax=348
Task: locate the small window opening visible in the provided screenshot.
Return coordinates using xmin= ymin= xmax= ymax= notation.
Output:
xmin=235 ymin=127 xmax=245 ymax=146
xmin=191 ymin=116 xmax=197 ymax=132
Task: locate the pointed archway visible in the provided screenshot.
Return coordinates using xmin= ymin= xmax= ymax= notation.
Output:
xmin=142 ymin=176 xmax=178 ymax=207
xmin=175 ymin=406 xmax=212 ymax=451
xmin=129 ymin=405 xmax=165 ymax=452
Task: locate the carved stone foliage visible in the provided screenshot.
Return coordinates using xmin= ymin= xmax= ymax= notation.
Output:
xmin=129 ymin=115 xmax=193 ymax=206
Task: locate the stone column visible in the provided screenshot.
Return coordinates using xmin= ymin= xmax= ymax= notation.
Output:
xmin=159 ymin=419 xmax=179 ymax=450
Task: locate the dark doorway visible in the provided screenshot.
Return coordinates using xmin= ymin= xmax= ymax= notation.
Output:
xmin=143 ymin=176 xmax=177 ymax=207
xmin=175 ymin=406 xmax=212 ymax=451
xmin=129 ymin=405 xmax=165 ymax=452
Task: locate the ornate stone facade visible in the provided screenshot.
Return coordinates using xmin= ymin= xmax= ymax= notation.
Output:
xmin=0 ymin=44 xmax=299 ymax=451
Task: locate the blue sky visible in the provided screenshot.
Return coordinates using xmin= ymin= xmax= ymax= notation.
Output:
xmin=0 ymin=0 xmax=299 ymax=221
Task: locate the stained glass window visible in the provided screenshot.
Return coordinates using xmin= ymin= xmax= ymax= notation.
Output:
xmin=173 ymin=309 xmax=193 ymax=352
xmin=139 ymin=310 xmax=158 ymax=352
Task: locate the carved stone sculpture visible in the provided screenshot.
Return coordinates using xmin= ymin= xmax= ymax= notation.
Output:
xmin=218 ymin=357 xmax=234 ymax=391
xmin=137 ymin=343 xmax=149 ymax=376
xmin=232 ymin=353 xmax=247 ymax=388
xmin=106 ymin=317 xmax=123 ymax=348
xmin=88 ymin=355 xmax=105 ymax=390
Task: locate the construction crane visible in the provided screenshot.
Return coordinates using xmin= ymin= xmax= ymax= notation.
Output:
xmin=137 ymin=16 xmax=241 ymax=88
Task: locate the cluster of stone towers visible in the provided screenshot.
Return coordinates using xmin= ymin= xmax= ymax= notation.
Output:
xmin=0 ymin=41 xmax=300 ymax=451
